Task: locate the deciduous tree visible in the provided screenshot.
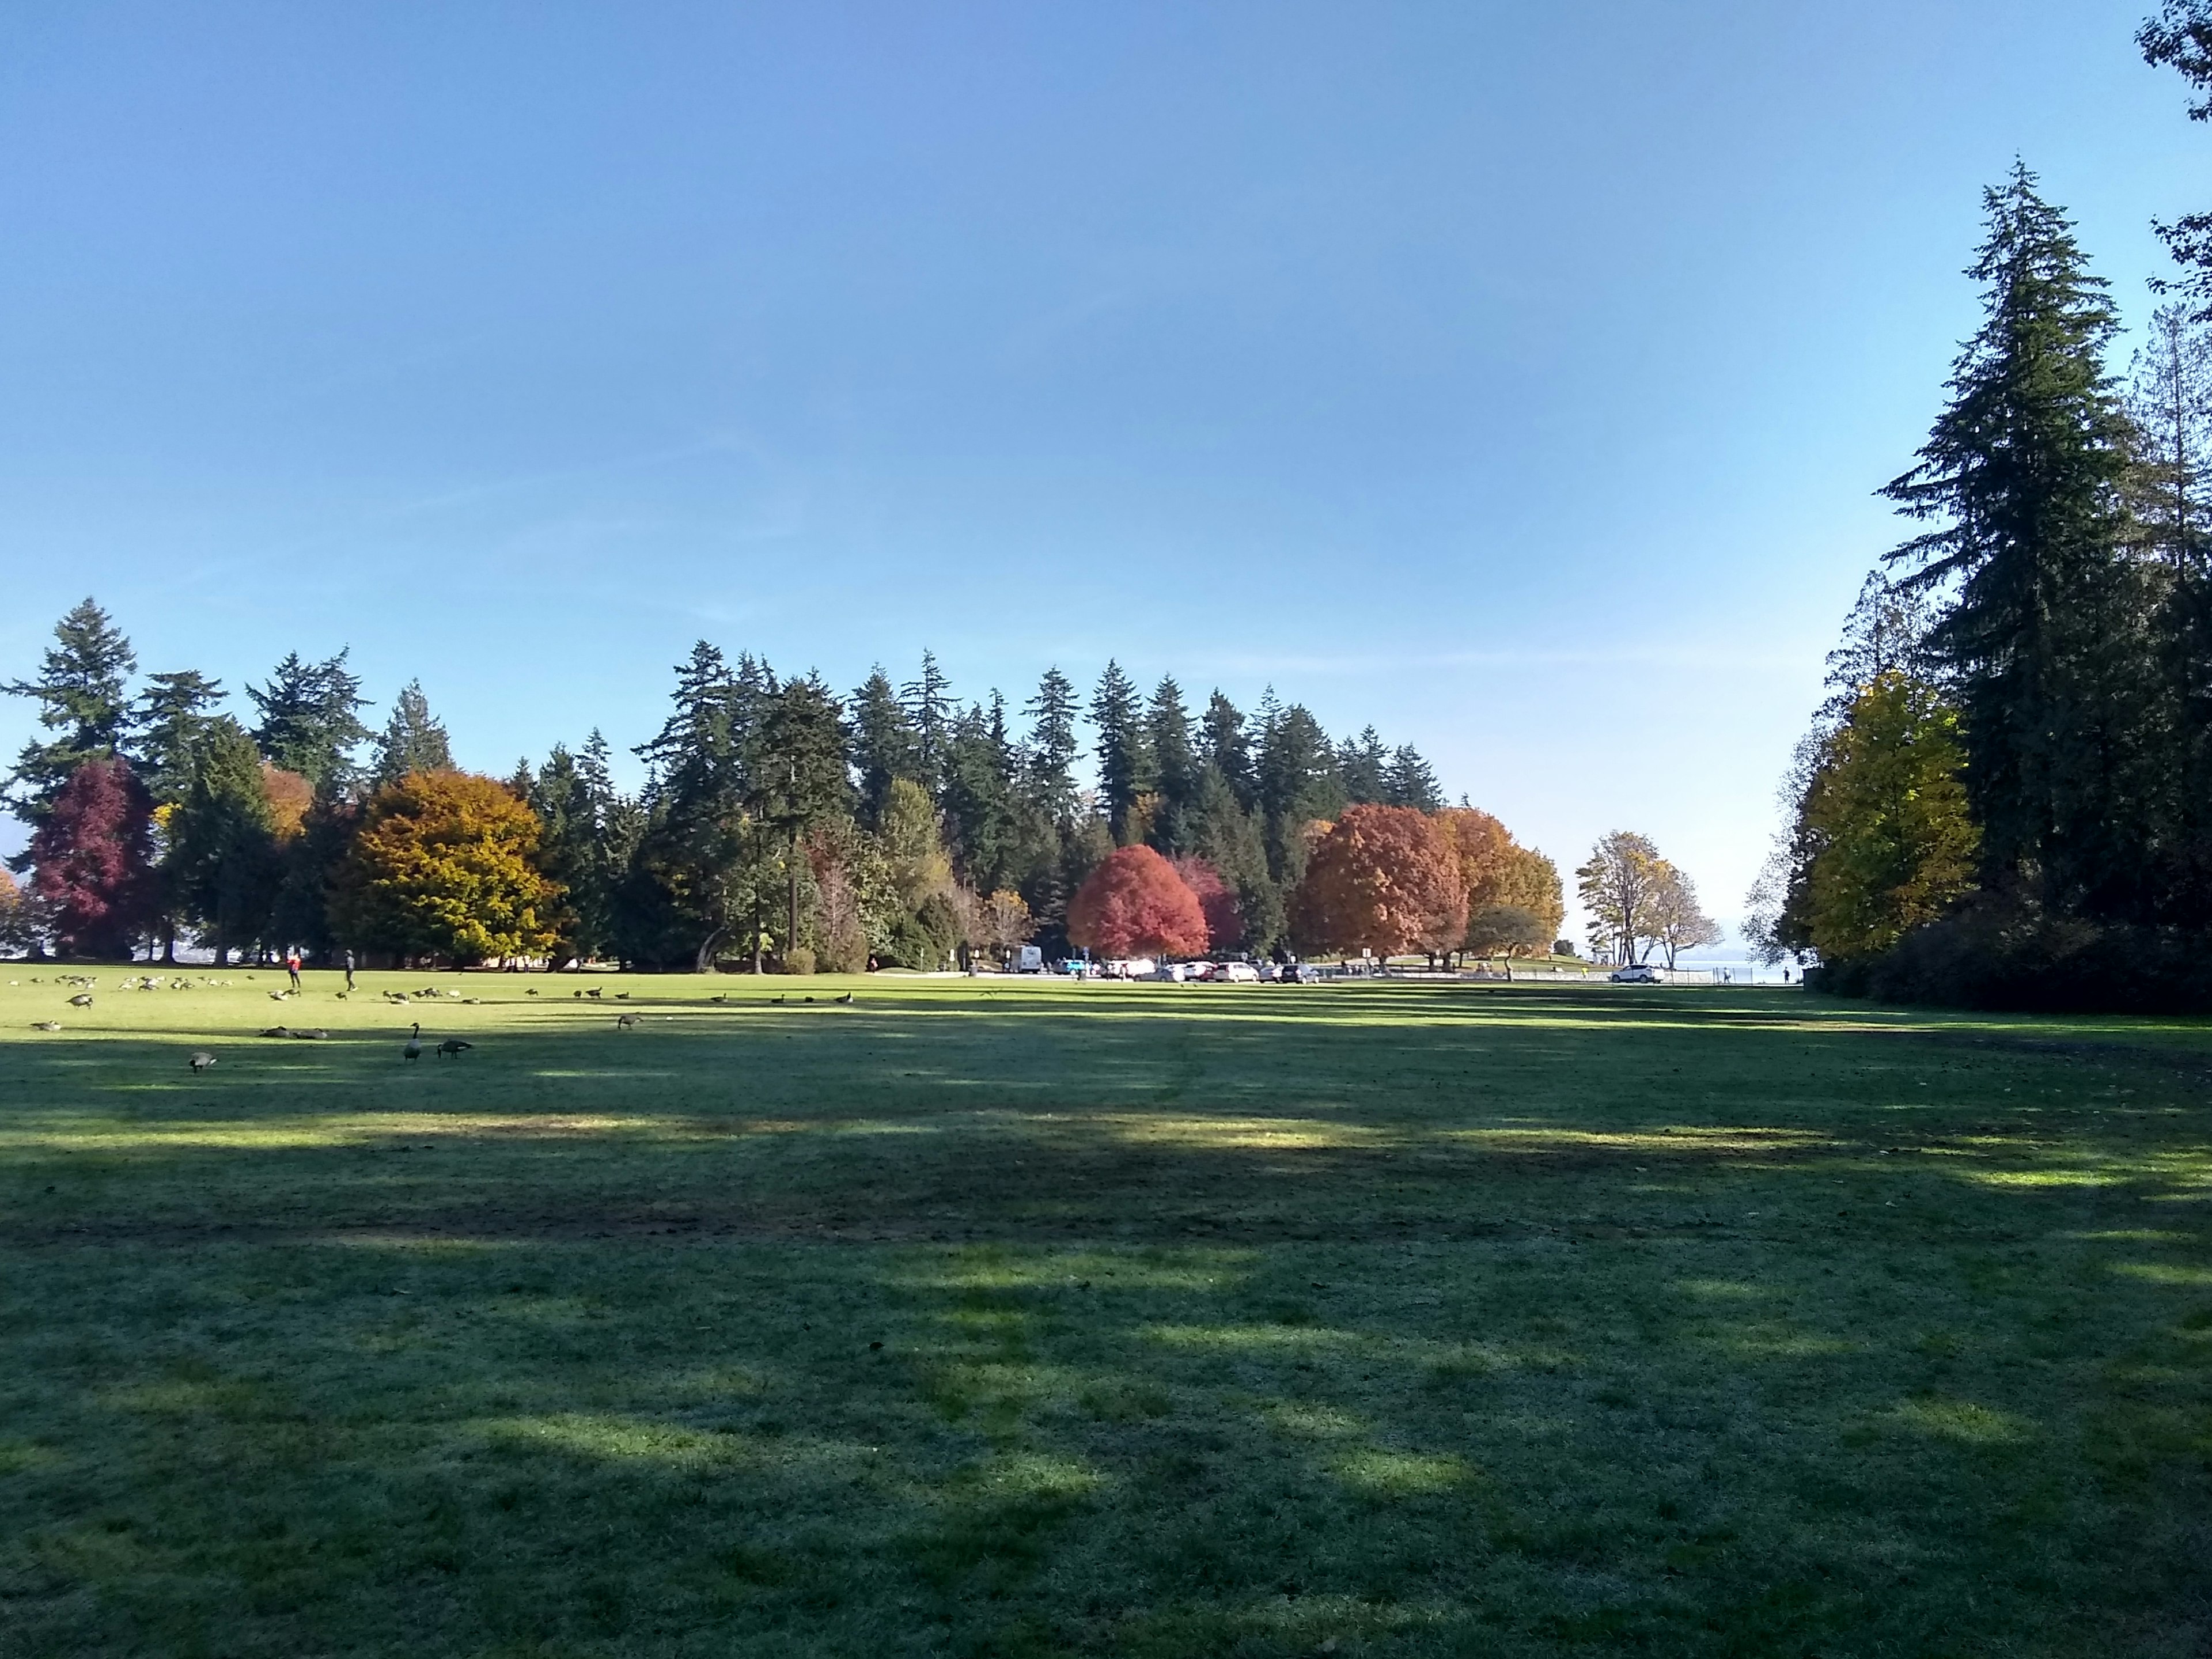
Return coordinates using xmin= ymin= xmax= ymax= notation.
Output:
xmin=1068 ymin=845 xmax=1209 ymax=960
xmin=1577 ymin=831 xmax=1666 ymax=964
xmin=1647 ymin=864 xmax=1724 ymax=970
xmin=1800 ymin=672 xmax=1980 ymax=961
xmin=1290 ymin=804 xmax=1465 ymax=959
xmin=27 ymin=757 xmax=156 ymax=958
xmin=331 ymin=771 xmax=559 ymax=966
xmin=1171 ymin=855 xmax=1243 ymax=953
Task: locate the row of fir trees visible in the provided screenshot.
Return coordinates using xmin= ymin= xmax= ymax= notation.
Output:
xmin=1750 ymin=119 xmax=2212 ymax=1005
xmin=2 ymin=612 xmax=1564 ymax=971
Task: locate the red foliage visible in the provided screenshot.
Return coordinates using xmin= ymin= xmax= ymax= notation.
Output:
xmin=1171 ymin=855 xmax=1243 ymax=953
xmin=1068 ymin=846 xmax=1210 ymax=959
xmin=1290 ymin=804 xmax=1467 ymax=957
xmin=28 ymin=757 xmax=156 ymax=958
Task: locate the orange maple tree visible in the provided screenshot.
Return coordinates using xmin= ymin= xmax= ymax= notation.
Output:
xmin=1067 ymin=846 xmax=1209 ymax=959
xmin=1290 ymin=804 xmax=1467 ymax=956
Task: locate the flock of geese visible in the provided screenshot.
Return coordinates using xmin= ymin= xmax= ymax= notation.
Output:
xmin=18 ymin=983 xmax=860 ymax=1069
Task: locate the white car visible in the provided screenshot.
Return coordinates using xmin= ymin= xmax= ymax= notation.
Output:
xmin=1609 ymin=964 xmax=1663 ymax=984
xmin=1149 ymin=963 xmax=1187 ymax=983
xmin=1216 ymin=960 xmax=1259 ymax=983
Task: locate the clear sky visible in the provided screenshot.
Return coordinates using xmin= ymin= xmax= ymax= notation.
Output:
xmin=0 ymin=2 xmax=2200 ymax=941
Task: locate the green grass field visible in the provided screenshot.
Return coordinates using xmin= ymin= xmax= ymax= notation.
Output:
xmin=1 ymin=969 xmax=2207 ymax=1657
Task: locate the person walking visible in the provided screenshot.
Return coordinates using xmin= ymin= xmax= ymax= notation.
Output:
xmin=343 ymin=948 xmax=357 ymax=993
xmin=285 ymin=948 xmax=304 ymax=993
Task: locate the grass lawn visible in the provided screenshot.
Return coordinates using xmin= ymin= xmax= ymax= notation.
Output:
xmin=1 ymin=969 xmax=2207 ymax=1657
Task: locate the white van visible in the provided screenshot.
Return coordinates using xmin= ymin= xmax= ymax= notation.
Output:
xmin=1217 ymin=960 xmax=1259 ymax=983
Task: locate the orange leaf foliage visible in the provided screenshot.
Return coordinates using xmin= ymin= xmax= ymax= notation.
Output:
xmin=1067 ymin=846 xmax=1210 ymax=959
xmin=1290 ymin=804 xmax=1467 ymax=956
xmin=260 ymin=764 xmax=314 ymax=842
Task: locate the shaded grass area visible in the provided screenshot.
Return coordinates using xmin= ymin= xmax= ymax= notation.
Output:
xmin=0 ymin=971 xmax=2208 ymax=1656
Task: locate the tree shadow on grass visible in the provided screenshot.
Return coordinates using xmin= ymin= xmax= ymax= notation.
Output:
xmin=1 ymin=989 xmax=2209 ymax=1654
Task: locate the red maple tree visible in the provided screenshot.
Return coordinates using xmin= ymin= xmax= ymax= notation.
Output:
xmin=1068 ymin=846 xmax=1209 ymax=959
xmin=28 ymin=756 xmax=156 ymax=959
xmin=1290 ymin=804 xmax=1467 ymax=957
xmin=1171 ymin=855 xmax=1243 ymax=953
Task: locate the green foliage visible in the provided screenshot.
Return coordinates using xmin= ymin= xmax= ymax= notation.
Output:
xmin=1883 ymin=165 xmax=2148 ymax=918
xmin=370 ymin=680 xmax=454 ymax=787
xmin=163 ymin=717 xmax=283 ymax=960
xmin=846 ymin=666 xmax=919 ymax=828
xmin=130 ymin=669 xmax=227 ymax=808
xmin=248 ymin=650 xmax=371 ymax=794
xmin=1089 ymin=660 xmax=1152 ymax=844
xmin=2 ymin=598 xmax=137 ymax=828
xmin=1799 ymin=673 xmax=1980 ymax=961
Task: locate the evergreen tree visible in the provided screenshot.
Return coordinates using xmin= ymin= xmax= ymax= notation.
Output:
xmin=532 ymin=731 xmax=626 ymax=965
xmin=1384 ymin=745 xmax=1443 ymax=810
xmin=900 ymin=651 xmax=955 ymax=795
xmin=130 ymin=670 xmax=226 ymax=807
xmin=1090 ymin=660 xmax=1152 ymax=844
xmin=1883 ymin=164 xmax=2149 ymax=918
xmin=372 ymin=680 xmax=455 ymax=785
xmin=1022 ymin=668 xmax=1081 ymax=826
xmin=3 ymin=599 xmax=137 ymax=829
xmin=1338 ymin=727 xmax=1390 ymax=804
xmin=1253 ymin=701 xmax=1345 ymax=888
xmin=941 ymin=700 xmax=1022 ymax=894
xmin=1200 ymin=690 xmax=1255 ymax=808
xmin=849 ymin=666 xmax=921 ymax=827
xmin=165 ymin=717 xmax=282 ymax=963
xmin=249 ymin=649 xmax=372 ymax=794
xmin=1145 ymin=676 xmax=1198 ymax=853
xmin=754 ymin=673 xmax=853 ymax=966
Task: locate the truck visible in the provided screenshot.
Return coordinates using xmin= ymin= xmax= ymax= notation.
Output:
xmin=1016 ymin=944 xmax=1044 ymax=974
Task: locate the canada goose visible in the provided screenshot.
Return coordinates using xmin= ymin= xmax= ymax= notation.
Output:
xmin=67 ymin=994 xmax=93 ymax=1008
xmin=435 ymin=1039 xmax=472 ymax=1058
xmin=710 ymin=994 xmax=728 ymax=1005
xmin=616 ymin=1013 xmax=640 ymax=1030
xmin=771 ymin=995 xmax=785 ymax=1006
xmin=188 ymin=1052 xmax=217 ymax=1073
xmin=30 ymin=1021 xmax=60 ymax=1032
xmin=268 ymin=990 xmax=291 ymax=1002
xmin=526 ymin=988 xmax=539 ymax=997
xmin=835 ymin=992 xmax=854 ymax=1005
xmin=585 ymin=987 xmax=603 ymax=999
xmin=259 ymin=1026 xmax=292 ymax=1038
xmin=403 ymin=1023 xmax=422 ymax=1062
xmin=615 ymin=991 xmax=631 ymax=1001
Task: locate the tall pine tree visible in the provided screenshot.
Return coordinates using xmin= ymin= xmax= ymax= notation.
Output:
xmin=3 ymin=599 xmax=137 ymax=829
xmin=1883 ymin=164 xmax=2148 ymax=919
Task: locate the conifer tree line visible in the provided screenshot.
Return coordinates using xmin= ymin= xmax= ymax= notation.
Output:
xmin=0 ymin=615 xmax=1565 ymax=970
xmin=1751 ymin=14 xmax=2212 ymax=1008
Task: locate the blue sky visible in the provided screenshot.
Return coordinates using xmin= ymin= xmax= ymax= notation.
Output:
xmin=0 ymin=1 xmax=2200 ymax=941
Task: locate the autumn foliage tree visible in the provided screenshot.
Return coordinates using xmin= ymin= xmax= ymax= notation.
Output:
xmin=27 ymin=757 xmax=156 ymax=957
xmin=1171 ymin=855 xmax=1244 ymax=953
xmin=1290 ymin=804 xmax=1467 ymax=957
xmin=1067 ymin=845 xmax=1209 ymax=959
xmin=331 ymin=771 xmax=560 ymax=965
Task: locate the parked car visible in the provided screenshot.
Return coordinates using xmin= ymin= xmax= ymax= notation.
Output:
xmin=1149 ymin=963 xmax=1187 ymax=983
xmin=1255 ymin=961 xmax=1282 ymax=982
xmin=1608 ymin=964 xmax=1663 ymax=984
xmin=1217 ymin=960 xmax=1260 ymax=983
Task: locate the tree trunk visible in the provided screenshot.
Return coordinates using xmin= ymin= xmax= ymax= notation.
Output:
xmin=752 ymin=889 xmax=764 ymax=975
xmin=694 ymin=926 xmax=726 ymax=976
xmin=787 ymin=828 xmax=800 ymax=969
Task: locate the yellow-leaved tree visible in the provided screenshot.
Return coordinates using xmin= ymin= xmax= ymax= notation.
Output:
xmin=332 ymin=771 xmax=560 ymax=966
xmin=1801 ymin=671 xmax=1979 ymax=960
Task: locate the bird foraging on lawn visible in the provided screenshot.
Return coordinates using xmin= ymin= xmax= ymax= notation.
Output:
xmin=68 ymin=994 xmax=93 ymax=1008
xmin=585 ymin=987 xmax=603 ymax=999
xmin=188 ymin=1052 xmax=217 ymax=1073
xmin=435 ymin=1038 xmax=472 ymax=1058
xmin=30 ymin=1021 xmax=60 ymax=1032
xmin=615 ymin=1013 xmax=639 ymax=1030
xmin=835 ymin=992 xmax=854 ymax=1005
xmin=403 ymin=1023 xmax=421 ymax=1062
